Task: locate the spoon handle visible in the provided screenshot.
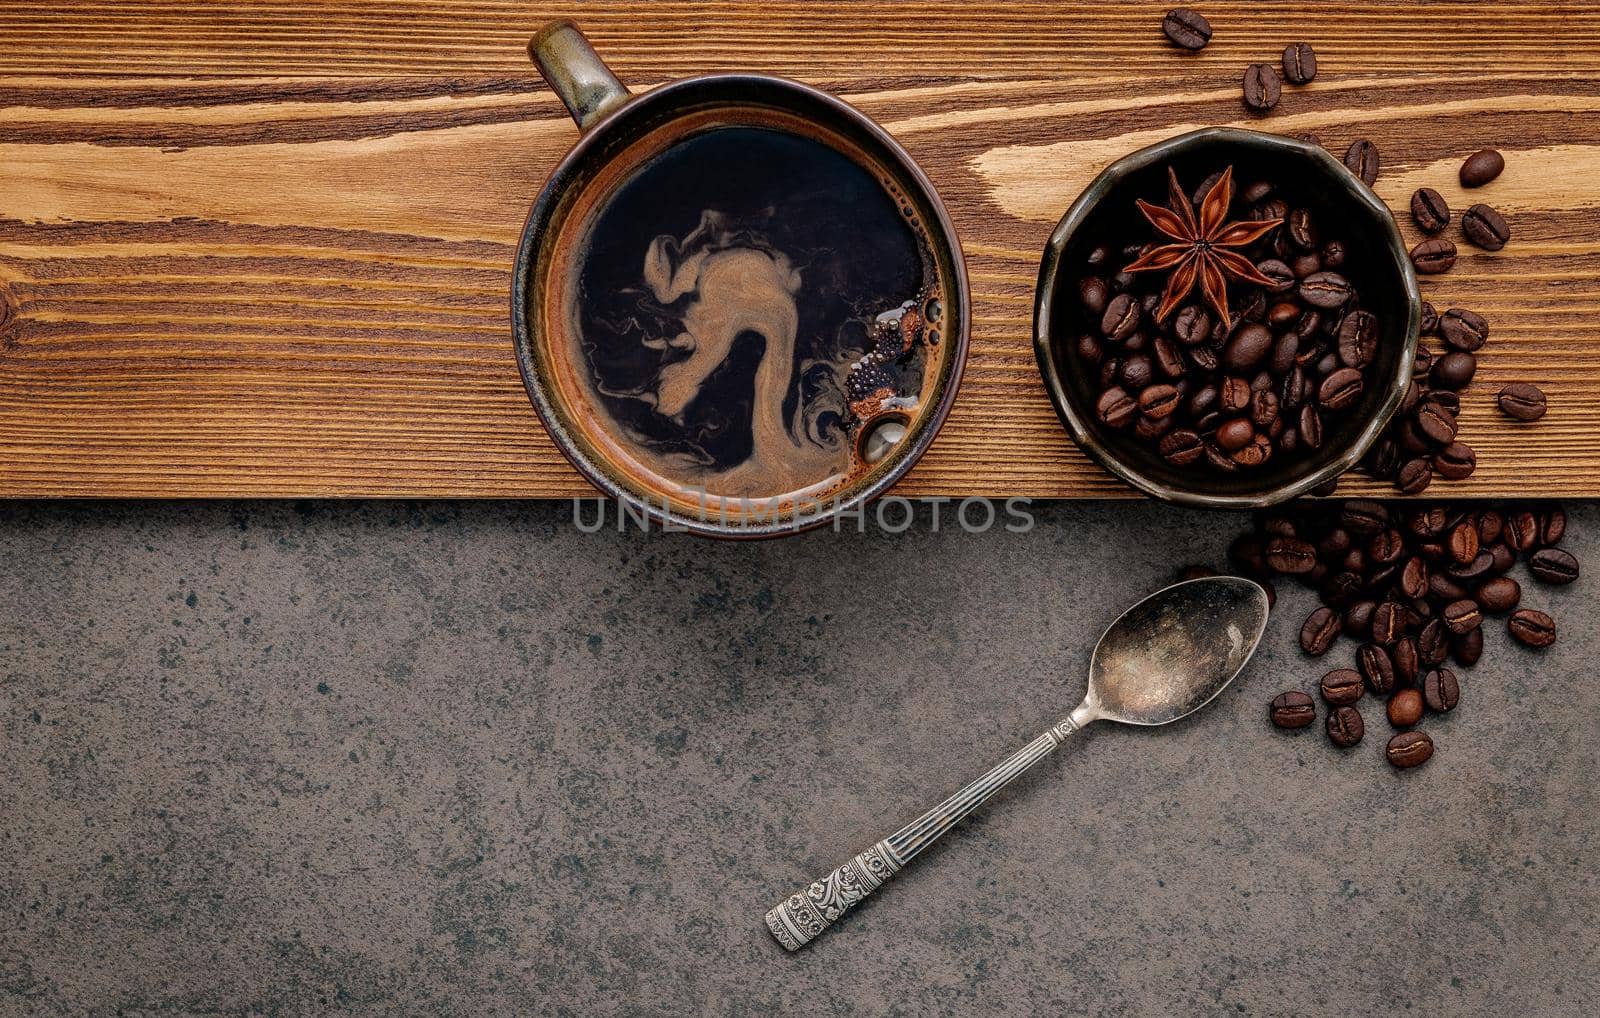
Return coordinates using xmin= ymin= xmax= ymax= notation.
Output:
xmin=764 ymin=709 xmax=1092 ymax=950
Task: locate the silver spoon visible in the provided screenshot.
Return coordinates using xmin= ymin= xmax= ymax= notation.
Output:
xmin=765 ymin=575 xmax=1269 ymax=951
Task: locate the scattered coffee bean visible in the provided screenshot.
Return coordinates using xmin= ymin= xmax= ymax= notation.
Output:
xmin=1459 ymin=149 xmax=1504 ymax=188
xmin=1326 ymin=705 xmax=1364 ymax=747
xmin=1392 ymin=636 xmax=1420 ymax=685
xmin=1386 ymin=730 xmax=1434 ymax=768
xmin=1431 ymin=351 xmax=1476 ymax=390
xmin=1453 ymin=626 xmax=1484 ymax=666
xmin=1528 ymin=548 xmax=1579 ymax=584
xmin=1162 ymin=8 xmax=1213 ymax=50
xmin=1343 ymin=140 xmax=1379 ymax=186
xmin=1397 ymin=457 xmax=1432 ymax=494
xmin=1476 ymin=575 xmax=1520 ymax=612
xmin=1410 ymin=238 xmax=1457 ymax=274
xmin=1358 ymin=642 xmax=1395 ymax=695
xmin=1496 ymin=382 xmax=1546 ymax=421
xmin=1321 ymin=668 xmax=1365 ymax=705
xmin=1507 ymin=608 xmax=1556 ymax=648
xmin=1270 ymin=690 xmax=1317 ymax=728
xmin=1097 ymin=387 xmax=1137 ymax=428
xmin=1443 ymin=598 xmax=1482 ymax=634
xmin=1540 ymin=506 xmax=1565 ymax=545
xmin=1438 ymin=308 xmax=1488 ymax=350
xmin=1423 ymin=668 xmax=1460 ymax=712
xmin=1282 ymin=42 xmax=1317 ymax=84
xmin=1434 ymin=442 xmax=1475 ymax=481
xmin=1371 ymin=601 xmax=1405 ymax=645
xmin=1243 ymin=63 xmax=1282 ymax=111
xmin=1301 ymin=606 xmax=1341 ymax=655
xmin=1461 ymin=203 xmax=1510 ymax=251
xmin=1410 ymin=187 xmax=1450 ymax=234
xmin=1387 ymin=688 xmax=1423 ymax=727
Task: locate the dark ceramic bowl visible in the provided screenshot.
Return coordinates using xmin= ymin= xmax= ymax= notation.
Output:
xmin=1034 ymin=128 xmax=1420 ymax=508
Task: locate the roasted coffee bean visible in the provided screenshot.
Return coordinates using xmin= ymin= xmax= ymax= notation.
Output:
xmin=1317 ymin=367 xmax=1365 ymax=411
xmin=1506 ymin=510 xmax=1540 ymax=552
xmin=1392 ymin=636 xmax=1420 ymax=685
xmin=1294 ymin=404 xmax=1322 ymax=451
xmin=1158 ymin=428 xmax=1205 ymax=466
xmin=1386 ymin=730 xmax=1434 ymax=768
xmin=1102 ymin=293 xmax=1140 ymax=339
xmin=1285 ymin=207 xmax=1319 ymax=250
xmin=1343 ymin=599 xmax=1376 ymax=638
xmin=1438 ymin=308 xmax=1488 ymax=350
xmin=1448 ymin=551 xmax=1494 ymax=582
xmin=1152 ymin=336 xmax=1186 ymax=379
xmin=1270 ymin=690 xmax=1317 ymax=728
xmin=1540 ymin=507 xmax=1566 ymax=546
xmin=1076 ymin=333 xmax=1105 ymax=364
xmin=1326 ymin=705 xmax=1364 ymax=747
xmin=1243 ymin=63 xmax=1282 ymax=111
xmin=1266 ymin=536 xmax=1319 ymax=574
xmin=1255 ymin=259 xmax=1296 ymax=293
xmin=1240 ymin=179 xmax=1275 ymax=204
xmin=1231 ymin=432 xmax=1273 ymax=467
xmin=1096 ymin=387 xmax=1138 ymax=428
xmin=1187 ymin=383 xmax=1219 ymax=417
xmin=1139 ymin=384 xmax=1181 ymax=419
xmin=1442 ymin=598 xmax=1483 ymax=635
xmin=1396 ymin=458 xmax=1432 ymax=495
xmin=1434 ymin=442 xmax=1476 ymax=480
xmin=1301 ymin=606 xmax=1341 ymax=656
xmin=1100 ymin=357 xmax=1122 ymax=389
xmin=1281 ymin=42 xmax=1318 ymax=84
xmin=1414 ymin=402 xmax=1458 ymax=446
xmin=1343 ymin=139 xmax=1379 ymax=185
xmin=1321 ymin=668 xmax=1365 ymax=705
xmin=1452 ymin=627 xmax=1484 ymax=666
xmin=1323 ymin=570 xmax=1363 ymax=608
xmin=1315 ymin=239 xmax=1344 ymax=270
xmin=1079 ymin=276 xmax=1110 ymax=316
xmin=1387 ymin=688 xmax=1424 ymax=728
xmin=1368 ymin=528 xmax=1405 ymax=564
xmin=1337 ymin=310 xmax=1378 ymax=368
xmin=1121 ymin=354 xmax=1155 ymax=390
xmin=1267 ymin=333 xmax=1300 ymax=377
xmin=1224 ymin=323 xmax=1274 ymax=372
xmin=1496 ymin=382 xmax=1547 ymax=421
xmin=1299 ymin=271 xmax=1352 ymax=309
xmin=1342 ymin=500 xmax=1389 ymax=535
xmin=1418 ymin=618 xmax=1449 ymax=666
xmin=1449 ymin=519 xmax=1482 ymax=563
xmin=1462 ymin=203 xmax=1510 ymax=251
xmin=1398 ymin=556 xmax=1429 ymax=600
xmin=1423 ymin=668 xmax=1460 ymax=712
xmin=1476 ymin=575 xmax=1521 ymax=612
xmin=1220 ymin=375 xmax=1253 ymax=413
xmin=1428 ymin=572 xmax=1468 ymax=602
xmin=1508 ymin=608 xmax=1556 ymax=648
xmin=1216 ymin=418 xmax=1256 ymax=452
xmin=1460 ymin=148 xmax=1504 ymax=187
xmin=1250 ymin=389 xmax=1281 ymax=429
xmin=1419 ymin=301 xmax=1439 ymax=335
xmin=1410 ymin=238 xmax=1458 ymax=274
xmin=1488 ymin=541 xmax=1515 ymax=576
xmin=1268 ymin=301 xmax=1300 ymax=330
xmin=1162 ymin=7 xmax=1213 ymax=49
xmin=1478 ymin=510 xmax=1504 ymax=545
xmin=1410 ymin=187 xmax=1450 ymax=234
xmin=1359 ymin=642 xmax=1396 ymax=694
xmin=1431 ymin=351 xmax=1477 ymax=390
xmin=1529 ymin=548 xmax=1579 ymax=584
xmin=1370 ymin=600 xmax=1406 ymax=646
xmin=1424 ymin=389 xmax=1460 ymax=413
xmin=1172 ymin=305 xmax=1210 ymax=346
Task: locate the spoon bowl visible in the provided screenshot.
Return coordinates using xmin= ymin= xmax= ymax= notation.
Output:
xmin=1084 ymin=576 xmax=1270 ymax=726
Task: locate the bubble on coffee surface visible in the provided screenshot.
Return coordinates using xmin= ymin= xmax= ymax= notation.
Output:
xmin=564 ymin=124 xmax=942 ymax=509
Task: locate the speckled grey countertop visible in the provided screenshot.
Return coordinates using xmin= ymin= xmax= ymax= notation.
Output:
xmin=2 ymin=500 xmax=1596 ymax=1016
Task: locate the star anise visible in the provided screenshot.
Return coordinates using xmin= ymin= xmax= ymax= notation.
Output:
xmin=1123 ymin=166 xmax=1282 ymax=330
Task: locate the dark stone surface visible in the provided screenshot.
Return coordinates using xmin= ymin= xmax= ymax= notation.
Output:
xmin=2 ymin=500 xmax=1596 ymax=1015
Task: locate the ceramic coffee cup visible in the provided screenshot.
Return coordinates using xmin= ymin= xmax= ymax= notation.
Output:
xmin=513 ymin=22 xmax=969 ymax=537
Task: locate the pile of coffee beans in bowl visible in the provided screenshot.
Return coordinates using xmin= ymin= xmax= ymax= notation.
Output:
xmin=1076 ymin=165 xmax=1385 ymax=475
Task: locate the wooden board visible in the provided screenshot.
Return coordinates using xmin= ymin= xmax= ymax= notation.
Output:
xmin=2 ymin=1 xmax=1598 ymax=498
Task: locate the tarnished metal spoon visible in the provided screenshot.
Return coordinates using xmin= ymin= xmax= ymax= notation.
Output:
xmin=765 ymin=576 xmax=1270 ymax=951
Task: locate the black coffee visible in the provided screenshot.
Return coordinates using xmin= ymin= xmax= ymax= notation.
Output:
xmin=553 ymin=118 xmax=945 ymax=506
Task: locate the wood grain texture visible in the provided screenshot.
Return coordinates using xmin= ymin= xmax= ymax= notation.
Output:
xmin=2 ymin=1 xmax=1599 ymax=498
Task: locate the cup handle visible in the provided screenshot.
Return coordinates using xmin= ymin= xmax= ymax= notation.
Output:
xmin=528 ymin=21 xmax=632 ymax=133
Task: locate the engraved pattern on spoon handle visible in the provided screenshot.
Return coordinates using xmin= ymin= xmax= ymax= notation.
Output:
xmin=764 ymin=715 xmax=1083 ymax=951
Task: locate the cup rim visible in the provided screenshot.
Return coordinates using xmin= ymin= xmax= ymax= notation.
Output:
xmin=1033 ymin=127 xmax=1421 ymax=509
xmin=511 ymin=72 xmax=970 ymax=539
